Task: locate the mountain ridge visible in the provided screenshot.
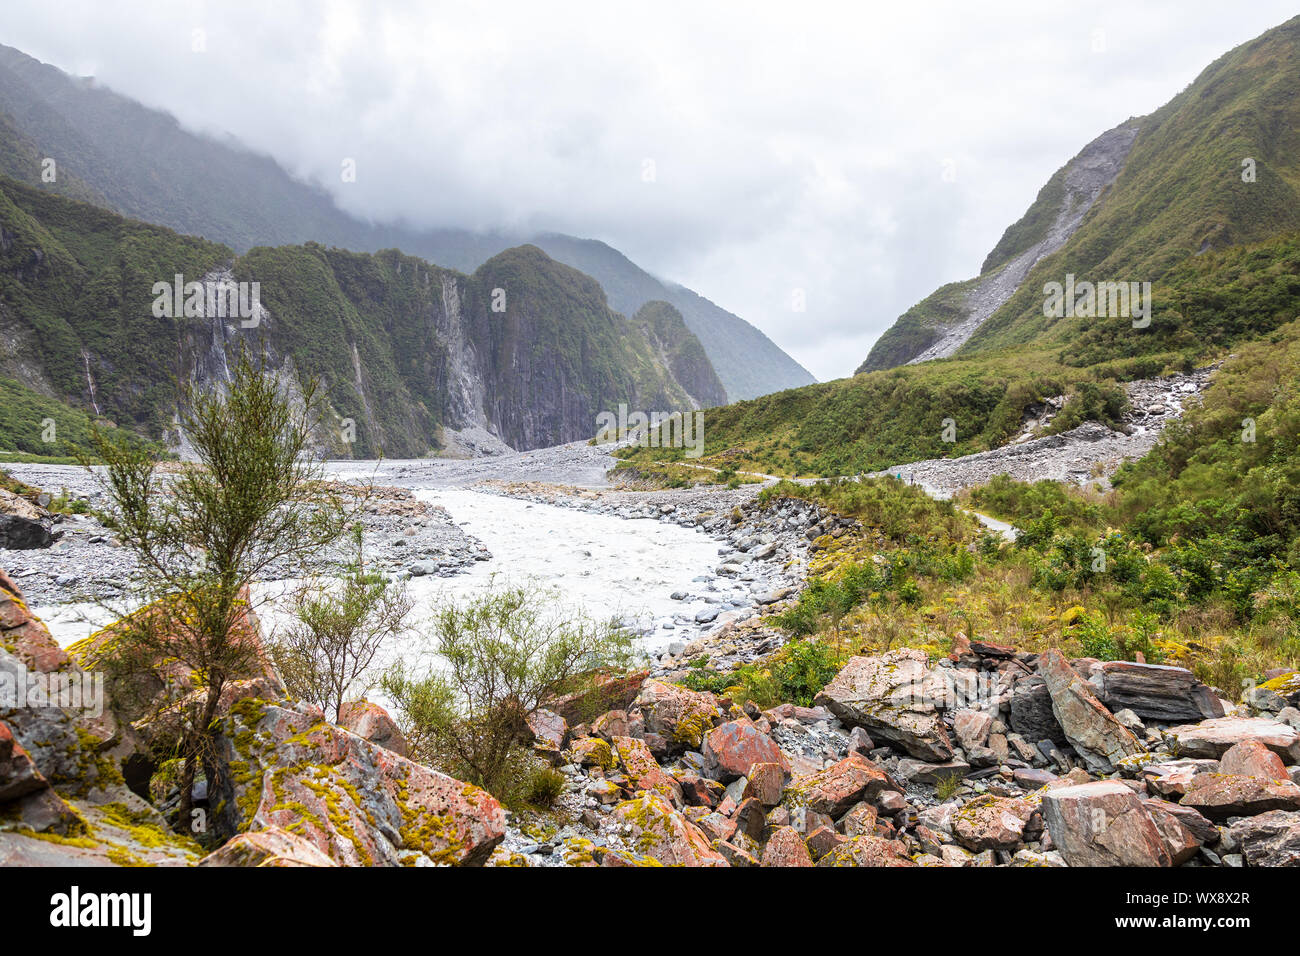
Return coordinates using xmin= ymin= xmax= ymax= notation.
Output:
xmin=0 ymin=42 xmax=816 ymax=402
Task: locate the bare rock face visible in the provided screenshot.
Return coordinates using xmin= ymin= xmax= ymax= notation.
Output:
xmin=0 ymin=488 xmax=58 ymax=550
xmin=1227 ymin=810 xmax=1300 ymax=867
xmin=1092 ymin=660 xmax=1224 ymax=723
xmin=1041 ymin=781 xmax=1172 ymax=867
xmin=813 ymin=649 xmax=954 ymax=761
xmin=214 ymin=697 xmax=505 ymax=866
xmin=1038 ymin=649 xmax=1144 ymax=773
xmin=1165 ymin=717 xmax=1300 ymax=764
xmin=198 ymin=826 xmax=337 ymax=867
xmin=338 ymin=700 xmax=410 ymax=757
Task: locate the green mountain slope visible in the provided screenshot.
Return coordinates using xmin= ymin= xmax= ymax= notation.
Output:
xmin=861 ymin=15 xmax=1300 ymax=374
xmin=0 ymin=177 xmax=703 ymax=457
xmin=0 ymin=43 xmax=813 ymax=402
xmin=624 ymin=16 xmax=1300 ymax=480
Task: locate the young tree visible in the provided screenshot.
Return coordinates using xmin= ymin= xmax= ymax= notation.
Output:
xmin=381 ymin=586 xmax=636 ymax=800
xmin=271 ymin=524 xmax=414 ymax=721
xmin=90 ymin=348 xmax=352 ymax=828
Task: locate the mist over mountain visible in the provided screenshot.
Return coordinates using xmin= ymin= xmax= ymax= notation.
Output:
xmin=0 ymin=43 xmax=815 ymax=402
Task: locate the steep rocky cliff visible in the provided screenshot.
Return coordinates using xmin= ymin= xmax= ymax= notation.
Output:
xmin=0 ymin=177 xmax=715 ymax=458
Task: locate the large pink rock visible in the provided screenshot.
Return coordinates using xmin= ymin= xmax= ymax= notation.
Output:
xmin=1040 ymin=781 xmax=1172 ymax=867
xmin=817 ymin=834 xmax=916 ymax=867
xmin=336 ymin=700 xmax=410 ymax=757
xmin=786 ymin=753 xmax=901 ymax=819
xmin=612 ymin=736 xmax=682 ymax=804
xmin=1179 ymin=773 xmax=1300 ymax=821
xmin=702 ymin=720 xmax=787 ymax=782
xmin=217 ymin=698 xmax=505 ymax=866
xmin=1219 ymin=740 xmax=1290 ymax=780
xmin=630 ymin=679 xmax=720 ymax=750
xmin=952 ymin=795 xmax=1040 ymax=852
xmin=612 ymin=791 xmax=728 ymax=866
xmin=1143 ymin=800 xmax=1215 ymax=865
xmin=761 ymin=826 xmax=814 ymax=867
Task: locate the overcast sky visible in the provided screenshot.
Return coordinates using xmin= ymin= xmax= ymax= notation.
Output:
xmin=3 ymin=1 xmax=1296 ymax=381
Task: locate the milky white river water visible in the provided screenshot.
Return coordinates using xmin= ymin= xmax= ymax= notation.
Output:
xmin=40 ymin=488 xmax=741 ymax=663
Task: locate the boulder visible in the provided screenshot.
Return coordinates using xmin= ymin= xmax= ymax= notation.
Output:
xmin=0 ymin=719 xmax=45 ymax=802
xmin=1154 ymin=801 xmax=1211 ymax=868
xmin=786 ymin=753 xmax=901 ymax=819
xmin=631 ymin=679 xmax=720 ymax=750
xmin=1219 ymin=740 xmax=1289 ymax=780
xmin=215 ymin=698 xmax=505 ymax=866
xmin=1165 ymin=717 xmax=1300 ymax=764
xmin=1038 ymin=649 xmax=1144 ymax=773
xmin=1179 ymin=773 xmax=1300 ymax=821
xmin=1226 ymin=810 xmax=1300 ymax=867
xmin=1250 ymin=672 xmax=1300 ymax=712
xmin=522 ymin=707 xmax=566 ymax=753
xmin=611 ymin=736 xmax=682 ymax=804
xmin=816 ymin=834 xmax=916 ymax=867
xmin=840 ymin=802 xmax=879 ymax=837
xmin=570 ymin=736 xmax=614 ymax=769
xmin=813 ymin=649 xmax=954 ymax=761
xmin=0 ymin=488 xmax=58 ymax=549
xmin=896 ymin=758 xmax=970 ymax=786
xmin=1040 ymin=781 xmax=1172 ymax=867
xmin=336 ymin=700 xmax=410 ymax=757
xmin=953 ymin=709 xmax=993 ymax=750
xmin=1144 ymin=800 xmax=1213 ymax=865
xmin=761 ymin=826 xmax=814 ymax=867
xmin=612 ymin=791 xmax=728 ymax=866
xmin=1093 ymin=660 xmax=1223 ymax=722
xmin=591 ymin=709 xmax=635 ymax=740
xmin=952 ymin=795 xmax=1040 ymax=852
xmin=742 ymin=761 xmax=786 ymax=806
xmin=702 ymin=720 xmax=787 ymax=782
xmin=1141 ymin=759 xmax=1219 ymax=798
xmin=198 ymin=826 xmax=338 ymax=867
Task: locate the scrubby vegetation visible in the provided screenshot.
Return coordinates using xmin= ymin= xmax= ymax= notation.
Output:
xmin=380 ymin=587 xmax=638 ymax=807
xmin=756 ymin=321 xmax=1300 ymax=703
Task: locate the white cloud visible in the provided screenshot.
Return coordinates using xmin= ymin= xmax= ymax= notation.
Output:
xmin=2 ymin=0 xmax=1295 ymax=380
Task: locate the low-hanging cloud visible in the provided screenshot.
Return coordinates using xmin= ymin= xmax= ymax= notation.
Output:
xmin=2 ymin=0 xmax=1295 ymax=380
